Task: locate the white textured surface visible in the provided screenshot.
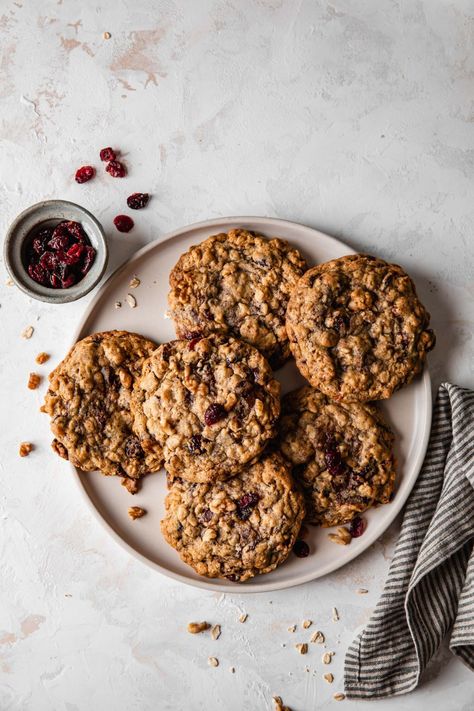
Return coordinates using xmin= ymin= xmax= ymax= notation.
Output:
xmin=1 ymin=1 xmax=473 ymax=709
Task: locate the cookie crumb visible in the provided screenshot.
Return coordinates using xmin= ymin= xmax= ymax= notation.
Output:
xmin=328 ymin=527 xmax=352 ymax=545
xmin=21 ymin=326 xmax=34 ymax=339
xmin=103 ymin=31 xmax=111 ymax=39
xmin=332 ymin=607 xmax=339 ymax=622
xmin=128 ymin=506 xmax=146 ymax=520
xmin=356 ymin=588 xmax=369 ymax=594
xmin=239 ymin=613 xmax=248 ymax=623
xmin=302 ymin=619 xmax=312 ymax=629
xmin=35 ymin=352 xmax=50 ymax=365
xmin=287 ymin=625 xmax=296 ymax=633
xmin=121 ymin=477 xmax=139 ymax=495
xmin=126 ymin=294 xmax=137 ymax=308
xmin=6 ymin=277 xmax=14 ymax=286
xmin=19 ymin=442 xmax=33 ymax=457
xmin=51 ymin=438 xmax=68 ymax=459
xmin=310 ymin=630 xmax=325 ymax=644
xmin=114 ymin=301 xmax=122 ymax=309
xmin=27 ymin=372 xmax=41 ymax=389
xmin=187 ymin=621 xmax=210 ymax=634
xmin=324 ymin=672 xmax=334 ymax=683
xmin=333 ymin=692 xmax=345 ymax=701
xmin=129 ymin=275 xmax=140 ymax=289
xmin=208 ymin=656 xmax=219 ymax=667
xmin=229 ymin=666 xmax=235 ymax=673
xmin=211 ymin=624 xmax=221 ymax=640
xmin=273 ymin=695 xmax=291 ymax=711
xmin=322 ymin=652 xmax=334 ymax=664
xmin=295 ymin=643 xmax=308 ymax=655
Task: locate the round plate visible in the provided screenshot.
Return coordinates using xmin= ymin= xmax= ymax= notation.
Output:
xmin=71 ymin=216 xmax=432 ymax=593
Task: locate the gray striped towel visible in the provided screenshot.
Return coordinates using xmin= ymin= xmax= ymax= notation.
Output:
xmin=345 ymin=383 xmax=474 ymax=698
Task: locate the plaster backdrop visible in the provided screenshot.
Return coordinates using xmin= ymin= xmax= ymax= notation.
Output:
xmin=1 ymin=1 xmax=473 ymax=710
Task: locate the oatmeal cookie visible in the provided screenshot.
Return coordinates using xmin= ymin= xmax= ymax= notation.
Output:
xmin=161 ymin=453 xmax=305 ymax=582
xmin=286 ymin=254 xmax=435 ymax=401
xmin=168 ymin=229 xmax=307 ymax=368
xmin=131 ymin=335 xmax=280 ymax=482
xmin=43 ymin=330 xmax=162 ymax=478
xmin=279 ymin=386 xmax=396 ymax=526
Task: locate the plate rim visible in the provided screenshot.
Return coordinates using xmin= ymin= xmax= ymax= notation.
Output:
xmin=69 ymin=215 xmax=432 ymax=593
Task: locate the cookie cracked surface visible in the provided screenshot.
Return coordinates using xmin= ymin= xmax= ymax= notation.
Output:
xmin=43 ymin=330 xmax=163 ymax=478
xmin=131 ymin=335 xmax=280 ymax=482
xmin=168 ymin=229 xmax=307 ymax=368
xmin=161 ymin=453 xmax=305 ymax=582
xmin=278 ymin=386 xmax=396 ymax=526
xmin=286 ymin=254 xmax=435 ymax=401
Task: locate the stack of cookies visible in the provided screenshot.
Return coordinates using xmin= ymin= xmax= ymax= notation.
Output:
xmin=43 ymin=230 xmax=435 ymax=583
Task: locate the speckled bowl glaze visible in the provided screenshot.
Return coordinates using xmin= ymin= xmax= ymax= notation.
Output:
xmin=4 ymin=200 xmax=108 ymax=304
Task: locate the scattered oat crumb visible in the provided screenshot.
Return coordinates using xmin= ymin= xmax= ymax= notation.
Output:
xmin=21 ymin=325 xmax=34 ymax=339
xmin=6 ymin=277 xmax=14 ymax=286
xmin=229 ymin=666 xmax=235 ymax=673
xmin=187 ymin=621 xmax=210 ymax=634
xmin=273 ymin=695 xmax=291 ymax=711
xmin=310 ymin=630 xmax=325 ymax=644
xmin=64 ymin=593 xmax=72 ymax=598
xmin=27 ymin=372 xmax=41 ymax=390
xmin=322 ymin=652 xmax=334 ymax=664
xmin=239 ymin=613 xmax=248 ymax=623
xmin=305 ymin=666 xmax=309 ymax=672
xmin=103 ymin=31 xmax=111 ymax=39
xmin=328 ymin=527 xmax=352 ymax=545
xmin=295 ymin=643 xmax=308 ymax=655
xmin=332 ymin=607 xmax=339 ymax=622
xmin=129 ymin=275 xmax=140 ymax=289
xmin=121 ymin=477 xmax=139 ymax=494
xmin=114 ymin=301 xmax=122 ymax=309
xmin=128 ymin=506 xmax=146 ymax=520
xmin=211 ymin=624 xmax=221 ymax=640
xmin=333 ymin=692 xmax=345 ymax=701
xmin=324 ymin=672 xmax=334 ymax=684
xmin=356 ymin=588 xmax=369 ymax=594
xmin=163 ymin=310 xmax=171 ymax=319
xmin=19 ymin=442 xmax=33 ymax=457
xmin=35 ymin=352 xmax=50 ymax=365
xmin=302 ymin=619 xmax=312 ymax=629
xmin=287 ymin=624 xmax=296 ymax=633
xmin=208 ymin=656 xmax=219 ymax=667
xmin=126 ymin=293 xmax=137 ymax=308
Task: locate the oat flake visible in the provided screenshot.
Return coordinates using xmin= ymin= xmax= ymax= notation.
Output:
xmin=21 ymin=326 xmax=34 ymax=339
xmin=126 ymin=294 xmax=137 ymax=308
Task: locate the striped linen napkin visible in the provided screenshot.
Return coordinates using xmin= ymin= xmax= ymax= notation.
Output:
xmin=344 ymin=383 xmax=474 ymax=698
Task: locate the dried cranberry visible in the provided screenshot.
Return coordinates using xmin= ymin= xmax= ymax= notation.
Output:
xmin=32 ymin=228 xmax=52 ymax=253
xmin=293 ymin=540 xmax=310 ymax=558
xmin=124 ymin=436 xmax=143 ymax=459
xmin=75 ymin=165 xmax=95 ymax=183
xmin=113 ymin=214 xmax=134 ymax=233
xmin=28 ymin=263 xmax=47 ymax=285
xmin=188 ymin=337 xmax=202 ymax=350
xmin=324 ymin=434 xmax=346 ymax=477
xmin=65 ymin=221 xmax=86 ymax=242
xmin=204 ymin=403 xmax=226 ymax=426
xmin=349 ymin=516 xmax=366 ymax=538
xmin=106 ymin=160 xmax=126 ymax=178
xmin=188 ymin=434 xmax=203 ymax=454
xmin=39 ymin=251 xmax=58 ymax=271
xmin=236 ymin=492 xmax=259 ymax=520
xmin=100 ymin=147 xmax=116 ymax=162
xmin=200 ymin=508 xmax=213 ymax=523
xmin=61 ymin=273 xmax=76 ymax=289
xmin=48 ymin=226 xmax=70 ymax=251
xmin=226 ymin=574 xmax=239 ymax=582
xmin=50 ymin=273 xmax=61 ymax=288
xmin=184 ymin=331 xmax=202 ymax=340
xmin=66 ymin=243 xmax=85 ymax=264
xmin=81 ymin=246 xmax=96 ymax=274
xmin=127 ymin=192 xmax=149 ymax=210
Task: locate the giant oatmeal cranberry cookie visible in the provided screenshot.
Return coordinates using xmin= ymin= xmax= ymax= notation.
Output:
xmin=43 ymin=330 xmax=162 ymax=479
xmin=279 ymin=386 xmax=396 ymax=526
xmin=131 ymin=335 xmax=280 ymax=483
xmin=286 ymin=254 xmax=435 ymax=401
xmin=168 ymin=229 xmax=307 ymax=368
xmin=161 ymin=453 xmax=305 ymax=582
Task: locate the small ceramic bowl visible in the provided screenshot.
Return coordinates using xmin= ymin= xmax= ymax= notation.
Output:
xmin=4 ymin=200 xmax=108 ymax=304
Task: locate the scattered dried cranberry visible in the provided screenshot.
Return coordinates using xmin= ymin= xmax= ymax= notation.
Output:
xmin=293 ymin=540 xmax=310 ymax=558
xmin=127 ymin=192 xmax=149 ymax=210
xmin=106 ymin=160 xmax=126 ymax=178
xmin=236 ymin=492 xmax=259 ymax=520
xmin=188 ymin=434 xmax=203 ymax=454
xmin=349 ymin=516 xmax=366 ymax=538
xmin=75 ymin=165 xmax=95 ymax=183
xmin=324 ymin=434 xmax=347 ymax=477
xmin=100 ymin=147 xmax=116 ymax=162
xmin=113 ymin=214 xmax=134 ymax=233
xmin=204 ymin=403 xmax=226 ymax=426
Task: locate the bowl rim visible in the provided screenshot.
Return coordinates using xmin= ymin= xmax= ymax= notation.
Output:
xmin=4 ymin=199 xmax=108 ymax=304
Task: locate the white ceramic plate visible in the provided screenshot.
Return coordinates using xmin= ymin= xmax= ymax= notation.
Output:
xmin=72 ymin=216 xmax=432 ymax=593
